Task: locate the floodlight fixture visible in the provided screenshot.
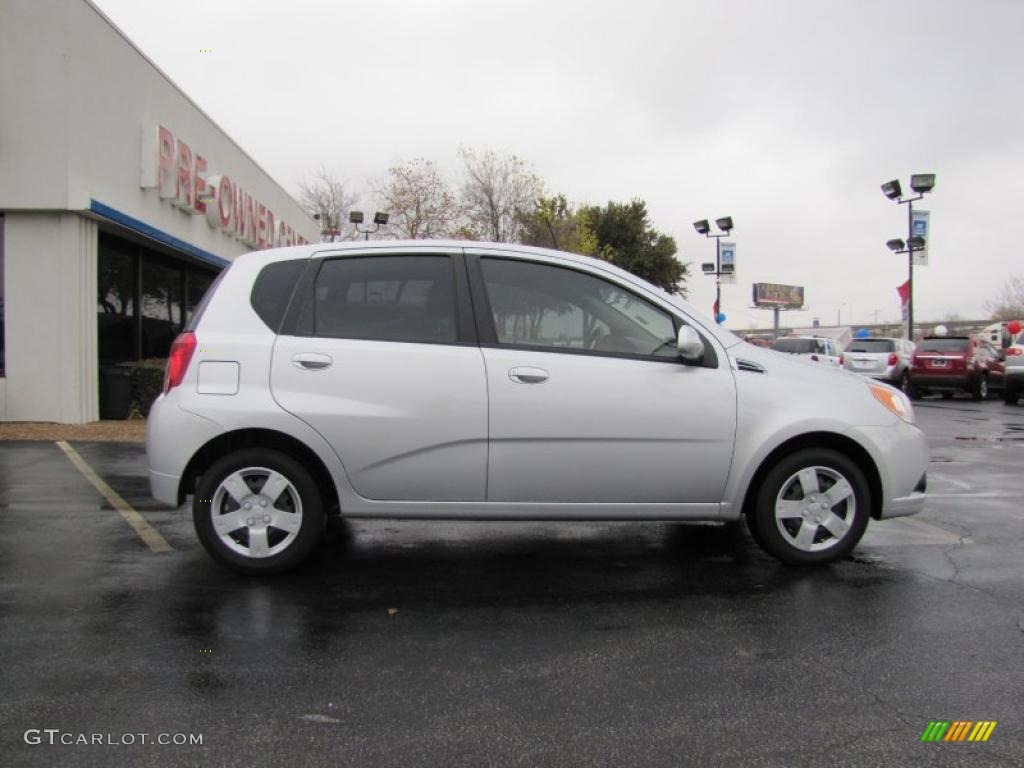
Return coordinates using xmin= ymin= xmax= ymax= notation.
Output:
xmin=908 ymin=235 xmax=926 ymax=250
xmin=349 ymin=210 xmax=364 ymax=224
xmin=693 ymin=219 xmax=710 ymax=235
xmin=373 ymin=211 xmax=390 ymax=225
xmin=701 ymin=262 xmax=716 ymax=274
xmin=910 ymin=173 xmax=936 ymax=194
xmin=886 ymin=238 xmax=905 ymax=252
xmin=881 ymin=180 xmax=902 ymax=200
xmin=715 ymin=216 xmax=734 ymax=233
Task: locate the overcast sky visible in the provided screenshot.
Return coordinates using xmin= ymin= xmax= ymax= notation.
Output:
xmin=94 ymin=0 xmax=1024 ymax=329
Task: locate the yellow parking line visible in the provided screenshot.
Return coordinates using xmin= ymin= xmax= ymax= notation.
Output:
xmin=56 ymin=441 xmax=173 ymax=553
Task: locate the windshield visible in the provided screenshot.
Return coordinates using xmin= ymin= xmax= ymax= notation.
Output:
xmin=917 ymin=338 xmax=968 ymax=353
xmin=772 ymin=338 xmax=817 ymax=354
xmin=846 ymin=339 xmax=894 ymax=353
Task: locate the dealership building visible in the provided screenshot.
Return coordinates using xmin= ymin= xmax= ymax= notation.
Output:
xmin=0 ymin=0 xmax=318 ymax=423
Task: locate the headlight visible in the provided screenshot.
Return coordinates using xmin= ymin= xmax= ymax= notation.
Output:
xmin=868 ymin=381 xmax=915 ymax=424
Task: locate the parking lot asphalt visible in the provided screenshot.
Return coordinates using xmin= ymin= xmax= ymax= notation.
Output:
xmin=1 ymin=399 xmax=1022 ymax=767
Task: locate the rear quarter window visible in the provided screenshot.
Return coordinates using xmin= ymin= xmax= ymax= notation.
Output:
xmin=250 ymin=259 xmax=306 ymax=332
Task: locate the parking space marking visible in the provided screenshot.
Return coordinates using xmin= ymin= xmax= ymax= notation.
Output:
xmin=56 ymin=441 xmax=173 ymax=553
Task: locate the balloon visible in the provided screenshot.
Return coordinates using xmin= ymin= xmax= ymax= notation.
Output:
xmin=717 ymin=313 xmax=727 ymax=324
xmin=1008 ymin=320 xmax=1022 ymax=335
xmin=933 ymin=324 xmax=948 ymax=337
xmin=855 ymin=328 xmax=871 ymax=338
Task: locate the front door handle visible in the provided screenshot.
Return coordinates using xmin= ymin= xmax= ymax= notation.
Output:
xmin=509 ymin=366 xmax=549 ymax=384
xmin=292 ymin=352 xmax=333 ymax=370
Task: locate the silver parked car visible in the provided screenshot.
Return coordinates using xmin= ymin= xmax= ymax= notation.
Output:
xmin=147 ymin=242 xmax=927 ymax=574
xmin=842 ymin=336 xmax=915 ymax=393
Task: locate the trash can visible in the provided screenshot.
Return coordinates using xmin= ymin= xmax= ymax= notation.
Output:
xmin=99 ymin=365 xmax=132 ymax=420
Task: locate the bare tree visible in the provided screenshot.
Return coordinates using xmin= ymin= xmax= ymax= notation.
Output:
xmin=297 ymin=166 xmax=359 ymax=241
xmin=373 ymin=158 xmax=458 ymax=239
xmin=985 ymin=275 xmax=1024 ymax=320
xmin=457 ymin=147 xmax=543 ymax=242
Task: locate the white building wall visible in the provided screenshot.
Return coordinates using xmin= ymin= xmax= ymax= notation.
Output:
xmin=3 ymin=213 xmax=98 ymax=422
xmin=0 ymin=0 xmax=319 ymax=423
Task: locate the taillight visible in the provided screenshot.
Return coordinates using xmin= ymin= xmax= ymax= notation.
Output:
xmin=839 ymin=354 xmax=845 ymax=365
xmin=1008 ymin=348 xmax=1023 ymax=356
xmin=887 ymin=353 xmax=899 ymax=366
xmin=164 ymin=331 xmax=197 ymax=393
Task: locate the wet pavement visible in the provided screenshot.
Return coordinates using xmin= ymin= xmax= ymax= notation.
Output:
xmin=1 ymin=399 xmax=1022 ymax=767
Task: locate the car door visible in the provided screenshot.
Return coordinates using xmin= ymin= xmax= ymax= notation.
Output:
xmin=270 ymin=248 xmax=487 ymax=501
xmin=468 ymin=252 xmax=737 ymax=504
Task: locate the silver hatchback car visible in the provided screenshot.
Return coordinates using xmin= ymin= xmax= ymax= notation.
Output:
xmin=147 ymin=242 xmax=927 ymax=574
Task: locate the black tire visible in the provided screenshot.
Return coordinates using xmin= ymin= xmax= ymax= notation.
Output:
xmin=193 ymin=448 xmax=325 ymax=575
xmin=901 ymin=372 xmax=919 ymax=399
xmin=749 ymin=448 xmax=870 ymax=566
xmin=1005 ymin=388 xmax=1020 ymax=405
xmin=972 ymin=375 xmax=988 ymax=402
xmin=941 ymin=392 xmax=954 ymax=400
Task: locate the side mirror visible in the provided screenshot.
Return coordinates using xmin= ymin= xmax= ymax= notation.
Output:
xmin=677 ymin=325 xmax=705 ymax=363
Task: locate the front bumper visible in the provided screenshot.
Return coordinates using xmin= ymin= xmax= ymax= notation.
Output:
xmin=850 ymin=420 xmax=928 ymax=519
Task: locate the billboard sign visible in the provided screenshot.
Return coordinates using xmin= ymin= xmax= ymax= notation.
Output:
xmin=753 ymin=283 xmax=805 ymax=309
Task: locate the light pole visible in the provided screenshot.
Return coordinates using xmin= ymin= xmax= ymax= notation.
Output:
xmin=350 ymin=210 xmax=390 ymax=241
xmin=881 ymin=174 xmax=935 ymax=341
xmin=693 ymin=216 xmax=734 ymax=324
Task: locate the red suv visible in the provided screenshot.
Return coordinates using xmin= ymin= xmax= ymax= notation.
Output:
xmin=909 ymin=335 xmax=1005 ymax=400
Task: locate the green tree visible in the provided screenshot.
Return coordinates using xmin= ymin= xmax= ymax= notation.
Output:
xmin=580 ymin=200 xmax=687 ymax=296
xmin=518 ymin=194 xmax=598 ymax=255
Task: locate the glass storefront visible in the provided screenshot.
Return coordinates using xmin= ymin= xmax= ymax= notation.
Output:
xmin=97 ymin=231 xmax=219 ymax=363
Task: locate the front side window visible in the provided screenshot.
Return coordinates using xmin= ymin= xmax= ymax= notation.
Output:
xmin=480 ymin=258 xmax=678 ymax=358
xmin=313 ymin=255 xmax=456 ymax=343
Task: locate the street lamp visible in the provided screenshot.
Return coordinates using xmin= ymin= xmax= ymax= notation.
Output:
xmin=693 ymin=216 xmax=734 ymax=324
xmin=881 ymin=174 xmax=936 ymax=341
xmin=350 ymin=210 xmax=390 ymax=240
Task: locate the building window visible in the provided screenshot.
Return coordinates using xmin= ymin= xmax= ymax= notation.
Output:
xmin=97 ymin=235 xmax=137 ymax=364
xmin=97 ymin=231 xmax=219 ymax=364
xmin=0 ymin=214 xmax=5 ymax=376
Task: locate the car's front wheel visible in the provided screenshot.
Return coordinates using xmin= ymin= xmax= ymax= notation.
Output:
xmin=193 ymin=448 xmax=325 ymax=575
xmin=749 ymin=448 xmax=870 ymax=565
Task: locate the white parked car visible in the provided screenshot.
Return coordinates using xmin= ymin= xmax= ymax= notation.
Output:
xmin=147 ymin=242 xmax=927 ymax=574
xmin=770 ymin=336 xmax=842 ymax=366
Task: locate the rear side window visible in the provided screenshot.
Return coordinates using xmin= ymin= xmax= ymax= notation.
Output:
xmin=313 ymin=255 xmax=456 ymax=343
xmin=847 ymin=339 xmax=895 ymax=353
xmin=251 ymin=259 xmax=306 ymax=331
xmin=772 ymin=338 xmax=816 ymax=354
xmin=917 ymin=338 xmax=968 ymax=353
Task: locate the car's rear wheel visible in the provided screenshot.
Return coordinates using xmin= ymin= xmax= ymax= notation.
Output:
xmin=749 ymin=448 xmax=870 ymax=566
xmin=900 ymin=371 xmax=916 ymax=398
xmin=1005 ymin=388 xmax=1020 ymax=405
xmin=193 ymin=449 xmax=324 ymax=575
xmin=972 ymin=374 xmax=989 ymax=401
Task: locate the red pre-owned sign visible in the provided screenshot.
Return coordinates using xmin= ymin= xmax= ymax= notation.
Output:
xmin=140 ymin=124 xmax=309 ymax=250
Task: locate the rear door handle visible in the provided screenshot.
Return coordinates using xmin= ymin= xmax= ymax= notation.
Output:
xmin=292 ymin=352 xmax=332 ymax=370
xmin=508 ymin=366 xmax=549 ymax=384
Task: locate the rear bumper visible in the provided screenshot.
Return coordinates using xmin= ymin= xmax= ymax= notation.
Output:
xmin=1004 ymin=369 xmax=1024 ymax=390
xmin=911 ymin=373 xmax=972 ymax=390
xmin=149 ymin=469 xmax=182 ymax=509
